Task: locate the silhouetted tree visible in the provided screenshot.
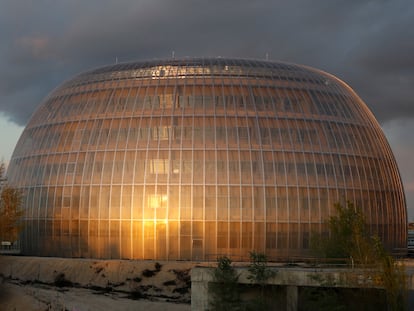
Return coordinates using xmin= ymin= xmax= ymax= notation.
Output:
xmin=0 ymin=162 xmax=23 ymax=242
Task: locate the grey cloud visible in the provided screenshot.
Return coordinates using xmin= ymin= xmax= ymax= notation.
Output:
xmin=1 ymin=0 xmax=414 ymax=125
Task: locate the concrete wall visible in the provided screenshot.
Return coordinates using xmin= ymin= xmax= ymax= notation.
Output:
xmin=191 ymin=265 xmax=412 ymax=311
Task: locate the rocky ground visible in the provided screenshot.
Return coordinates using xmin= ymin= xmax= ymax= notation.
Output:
xmin=0 ymin=256 xmax=195 ymax=311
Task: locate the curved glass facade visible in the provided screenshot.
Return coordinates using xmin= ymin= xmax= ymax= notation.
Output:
xmin=7 ymin=58 xmax=407 ymax=260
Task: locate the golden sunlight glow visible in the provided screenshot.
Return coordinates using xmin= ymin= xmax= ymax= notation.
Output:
xmin=7 ymin=58 xmax=407 ymax=260
xmin=148 ymin=194 xmax=168 ymax=208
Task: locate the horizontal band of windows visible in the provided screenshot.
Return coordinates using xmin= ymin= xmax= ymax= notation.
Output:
xmin=42 ymin=92 xmax=356 ymax=122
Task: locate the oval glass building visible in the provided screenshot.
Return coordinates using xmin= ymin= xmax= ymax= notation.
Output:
xmin=7 ymin=58 xmax=407 ymax=260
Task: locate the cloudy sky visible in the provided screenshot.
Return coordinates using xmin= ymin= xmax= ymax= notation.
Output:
xmin=0 ymin=0 xmax=413 ymax=217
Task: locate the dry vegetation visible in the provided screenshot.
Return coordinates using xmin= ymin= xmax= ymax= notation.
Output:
xmin=0 ymin=256 xmax=193 ymax=311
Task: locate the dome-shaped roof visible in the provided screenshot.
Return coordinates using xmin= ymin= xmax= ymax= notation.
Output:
xmin=7 ymin=58 xmax=406 ymax=260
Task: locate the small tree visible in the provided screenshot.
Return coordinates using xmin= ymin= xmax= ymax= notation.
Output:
xmin=247 ymin=251 xmax=276 ymax=310
xmin=210 ymin=256 xmax=241 ymax=311
xmin=373 ymin=236 xmax=407 ymax=311
xmin=311 ymin=202 xmax=407 ymax=311
xmin=247 ymin=251 xmax=276 ymax=285
xmin=0 ymin=163 xmax=24 ymax=242
xmin=312 ymin=201 xmax=376 ymax=264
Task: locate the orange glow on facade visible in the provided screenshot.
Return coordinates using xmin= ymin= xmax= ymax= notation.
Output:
xmin=6 ymin=58 xmax=407 ymax=260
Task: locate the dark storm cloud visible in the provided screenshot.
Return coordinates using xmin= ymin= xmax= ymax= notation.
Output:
xmin=0 ymin=0 xmax=413 ymax=124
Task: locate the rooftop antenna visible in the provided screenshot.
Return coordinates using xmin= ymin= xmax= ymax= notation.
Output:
xmin=172 ymin=51 xmax=175 ymax=59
